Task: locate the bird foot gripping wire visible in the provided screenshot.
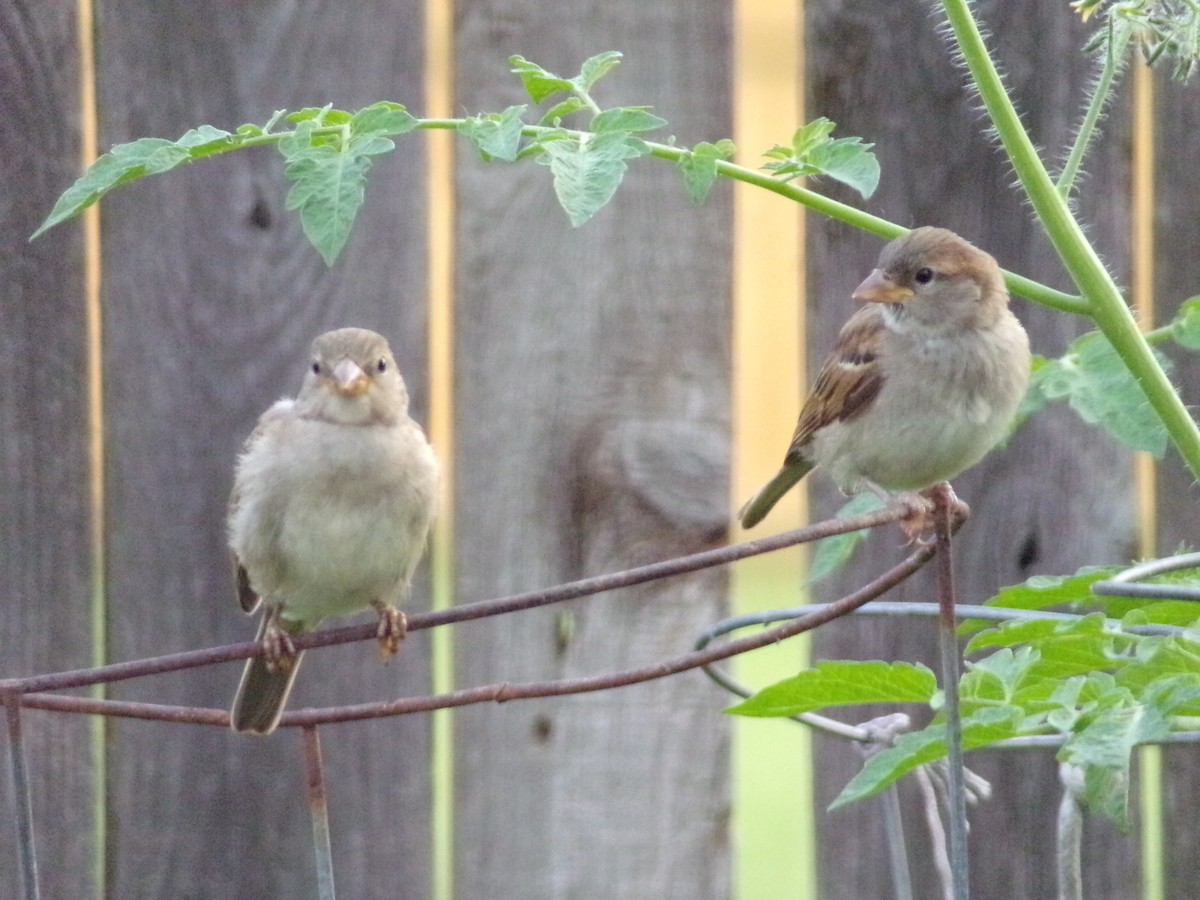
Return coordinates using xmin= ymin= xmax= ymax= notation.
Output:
xmin=373 ymin=603 xmax=408 ymax=661
xmin=263 ymin=616 xmax=299 ymax=675
xmin=892 ymin=483 xmax=970 ymax=545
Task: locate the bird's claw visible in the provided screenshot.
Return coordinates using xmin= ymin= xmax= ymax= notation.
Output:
xmin=263 ymin=621 xmax=298 ymax=674
xmin=374 ymin=604 xmax=408 ymax=661
xmin=893 ymin=491 xmax=937 ymax=545
xmin=896 ymin=483 xmax=971 ymax=545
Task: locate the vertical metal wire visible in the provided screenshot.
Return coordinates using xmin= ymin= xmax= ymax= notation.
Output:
xmin=302 ymin=726 xmax=336 ymax=900
xmin=5 ymin=697 xmax=40 ymax=900
xmin=880 ymin=783 xmax=914 ymax=900
xmin=934 ymin=487 xmax=969 ymax=900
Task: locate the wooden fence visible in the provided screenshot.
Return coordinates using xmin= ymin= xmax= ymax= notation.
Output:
xmin=2 ymin=1 xmax=1197 ymax=897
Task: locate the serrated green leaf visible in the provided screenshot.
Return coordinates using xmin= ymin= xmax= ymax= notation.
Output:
xmin=961 ymin=647 xmax=1039 ymax=703
xmin=1037 ymin=331 xmax=1171 ymax=456
xmin=728 ymin=660 xmax=936 ymax=718
xmin=574 ymin=51 xmax=623 ymax=91
xmin=235 ymin=109 xmax=287 ymax=139
xmin=1045 ymin=676 xmax=1090 ymax=731
xmin=274 ymin=105 xmax=408 ymax=265
xmin=702 ymin=139 xmax=737 ymax=157
xmin=1090 ymin=558 xmax=1200 ymax=620
xmin=792 ymin=118 xmax=837 ymax=156
xmin=459 ymin=105 xmax=528 ymax=162
xmin=33 ymin=131 xmax=230 ymax=239
xmin=1170 ymin=297 xmax=1200 ymax=349
xmin=539 ymin=97 xmax=587 ymax=125
xmin=830 ymin=727 xmax=945 ymax=808
xmin=1009 ymin=674 xmax=1078 ymax=721
xmin=676 ymin=139 xmax=736 ymax=204
xmin=287 ymin=105 xmax=351 ymax=126
xmin=1049 ymin=674 xmax=1088 ymax=709
xmin=515 ymin=141 xmax=547 ymax=162
xmin=1064 ymin=697 xmax=1165 ymax=769
xmin=282 ymin=148 xmax=372 ymax=264
xmin=590 ymin=106 xmax=667 ymax=134
xmin=347 ymin=134 xmax=397 ymax=157
xmin=1028 ymin=632 xmax=1120 ymax=680
xmin=961 ymin=567 xmax=1122 ymax=636
xmin=1121 ymin=601 xmax=1200 ymax=629
xmin=279 ymin=122 xmax=375 ymax=265
xmin=1082 ymin=763 xmax=1131 ymax=828
xmin=350 ymin=101 xmax=418 ymax=138
xmin=761 ymin=118 xmax=878 ymax=200
xmin=806 ymin=136 xmax=880 ymax=199
xmin=831 ymin=708 xmax=1023 ymax=809
xmin=763 ymin=145 xmax=797 ymax=163
xmin=803 ymin=493 xmax=886 ymax=588
xmin=174 ymin=124 xmax=236 ymax=154
xmin=509 ymin=55 xmax=575 ymax=103
xmin=534 ymin=131 xmax=649 ymax=226
xmin=261 ymin=109 xmax=288 ymax=134
xmin=1117 ymin=640 xmax=1200 ymax=714
xmin=763 ymin=157 xmax=819 ymax=180
xmin=965 ymin=617 xmax=1064 ymax=654
xmin=1060 ymin=697 xmax=1173 ymax=828
xmin=143 ymin=143 xmax=192 ymax=174
xmin=1139 ymin=672 xmax=1200 ymax=718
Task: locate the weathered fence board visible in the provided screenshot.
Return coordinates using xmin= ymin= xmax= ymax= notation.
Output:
xmin=93 ymin=2 xmax=431 ymax=895
xmin=3 ymin=2 xmax=1198 ymax=898
xmin=451 ymin=2 xmax=735 ymax=896
xmin=0 ymin=3 xmax=95 ymax=897
xmin=1150 ymin=70 xmax=1200 ymax=900
xmin=807 ymin=2 xmax=1140 ymax=897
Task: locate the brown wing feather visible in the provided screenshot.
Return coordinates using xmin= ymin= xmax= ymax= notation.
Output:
xmin=785 ymin=304 xmax=886 ymax=462
xmin=234 ymin=559 xmax=259 ymax=613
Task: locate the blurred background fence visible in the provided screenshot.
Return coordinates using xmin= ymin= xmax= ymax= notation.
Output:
xmin=2 ymin=1 xmax=1198 ymax=897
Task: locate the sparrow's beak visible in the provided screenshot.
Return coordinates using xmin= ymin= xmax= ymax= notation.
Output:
xmin=332 ymin=358 xmax=369 ymax=396
xmin=853 ymin=269 xmax=914 ymax=304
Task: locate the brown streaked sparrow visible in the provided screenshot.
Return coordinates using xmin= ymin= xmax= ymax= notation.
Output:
xmin=228 ymin=328 xmax=438 ymax=734
xmin=739 ymin=227 xmax=1030 ymax=529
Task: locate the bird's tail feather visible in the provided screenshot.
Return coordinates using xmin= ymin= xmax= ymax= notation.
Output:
xmin=738 ymin=462 xmax=811 ymax=529
xmin=230 ymin=652 xmax=304 ymax=735
xmin=230 ymin=615 xmax=306 ymax=735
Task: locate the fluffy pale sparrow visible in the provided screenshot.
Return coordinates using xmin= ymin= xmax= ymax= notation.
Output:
xmin=739 ymin=227 xmax=1030 ymax=528
xmin=228 ymin=328 xmax=438 ymax=734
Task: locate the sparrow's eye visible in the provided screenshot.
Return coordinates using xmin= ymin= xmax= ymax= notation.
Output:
xmin=914 ymin=267 xmax=935 ymax=285
xmin=311 ymin=361 xmax=322 ymax=375
xmin=376 ymin=358 xmax=387 ymax=373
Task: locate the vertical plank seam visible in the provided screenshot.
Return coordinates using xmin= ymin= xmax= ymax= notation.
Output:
xmin=730 ymin=0 xmax=813 ymax=897
xmin=424 ymin=0 xmax=456 ymax=897
xmin=1131 ymin=61 xmax=1163 ymax=900
xmin=76 ymin=0 xmax=107 ymax=895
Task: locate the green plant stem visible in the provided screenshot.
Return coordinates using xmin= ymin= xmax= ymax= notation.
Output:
xmin=1058 ymin=15 xmax=1130 ymax=198
xmin=417 ymin=118 xmax=1088 ymax=314
xmin=941 ymin=0 xmax=1200 ymax=481
xmin=697 ymin=154 xmax=1090 ymax=315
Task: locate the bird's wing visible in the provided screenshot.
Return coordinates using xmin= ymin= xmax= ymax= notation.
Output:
xmin=228 ymin=399 xmax=295 ymax=613
xmin=786 ymin=304 xmax=886 ymax=462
